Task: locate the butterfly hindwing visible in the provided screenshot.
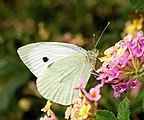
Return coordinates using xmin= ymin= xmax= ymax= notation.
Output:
xmin=36 ymin=54 xmax=91 ymax=105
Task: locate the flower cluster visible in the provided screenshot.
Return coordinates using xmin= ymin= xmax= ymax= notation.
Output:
xmin=64 ymin=77 xmax=102 ymax=119
xmin=97 ymin=31 xmax=144 ymax=98
xmin=65 ymin=96 xmax=93 ymax=120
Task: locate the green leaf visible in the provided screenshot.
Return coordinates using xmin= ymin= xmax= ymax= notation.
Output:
xmin=142 ymin=99 xmax=144 ymax=112
xmin=95 ymin=110 xmax=117 ymax=120
xmin=0 ymin=71 xmax=30 ymax=113
xmin=117 ymin=97 xmax=130 ymax=120
xmin=130 ymin=0 xmax=144 ymax=12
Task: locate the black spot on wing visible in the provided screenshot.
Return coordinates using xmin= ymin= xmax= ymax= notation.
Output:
xmin=42 ymin=57 xmax=49 ymax=62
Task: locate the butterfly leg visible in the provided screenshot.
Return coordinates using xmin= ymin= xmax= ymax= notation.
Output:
xmin=90 ymin=70 xmax=99 ymax=77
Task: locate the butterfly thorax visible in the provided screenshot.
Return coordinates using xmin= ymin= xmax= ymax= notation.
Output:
xmin=87 ymin=49 xmax=99 ymax=68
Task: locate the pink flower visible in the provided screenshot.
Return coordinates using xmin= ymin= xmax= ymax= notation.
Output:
xmin=81 ymin=83 xmax=103 ymax=102
xmin=139 ymin=36 xmax=144 ymax=47
xmin=112 ymin=81 xmax=129 ymax=98
xmin=130 ymin=76 xmax=141 ymax=89
xmin=119 ymin=52 xmax=132 ymax=68
xmin=111 ymin=78 xmax=141 ymax=99
xmin=109 ymin=58 xmax=119 ymax=69
xmin=97 ymin=68 xmax=109 ymax=80
xmin=76 ymin=77 xmax=102 ymax=102
xmin=108 ymin=68 xmax=119 ymax=81
xmin=88 ymin=86 xmax=101 ymax=101
xmin=97 ymin=31 xmax=143 ymax=98
xmin=131 ymin=45 xmax=143 ymax=57
xmin=126 ymin=31 xmax=143 ymax=49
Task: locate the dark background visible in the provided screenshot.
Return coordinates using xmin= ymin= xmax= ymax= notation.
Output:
xmin=0 ymin=0 xmax=144 ymax=119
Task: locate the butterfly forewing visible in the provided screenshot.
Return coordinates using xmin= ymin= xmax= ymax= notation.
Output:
xmin=17 ymin=42 xmax=87 ymax=77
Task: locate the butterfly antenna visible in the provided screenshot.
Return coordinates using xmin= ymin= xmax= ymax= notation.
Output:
xmin=92 ymin=33 xmax=95 ymax=47
xmin=94 ymin=21 xmax=110 ymax=49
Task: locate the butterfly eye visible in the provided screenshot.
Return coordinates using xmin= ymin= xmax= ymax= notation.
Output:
xmin=42 ymin=57 xmax=49 ymax=62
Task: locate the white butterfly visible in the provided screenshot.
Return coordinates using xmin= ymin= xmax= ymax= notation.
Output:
xmin=17 ymin=42 xmax=99 ymax=105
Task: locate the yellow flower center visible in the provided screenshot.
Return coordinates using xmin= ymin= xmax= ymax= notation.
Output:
xmin=116 ymin=47 xmax=126 ymax=57
xmin=79 ymin=105 xmax=90 ymax=119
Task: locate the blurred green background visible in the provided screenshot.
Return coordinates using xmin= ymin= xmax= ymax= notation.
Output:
xmin=0 ymin=0 xmax=144 ymax=120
